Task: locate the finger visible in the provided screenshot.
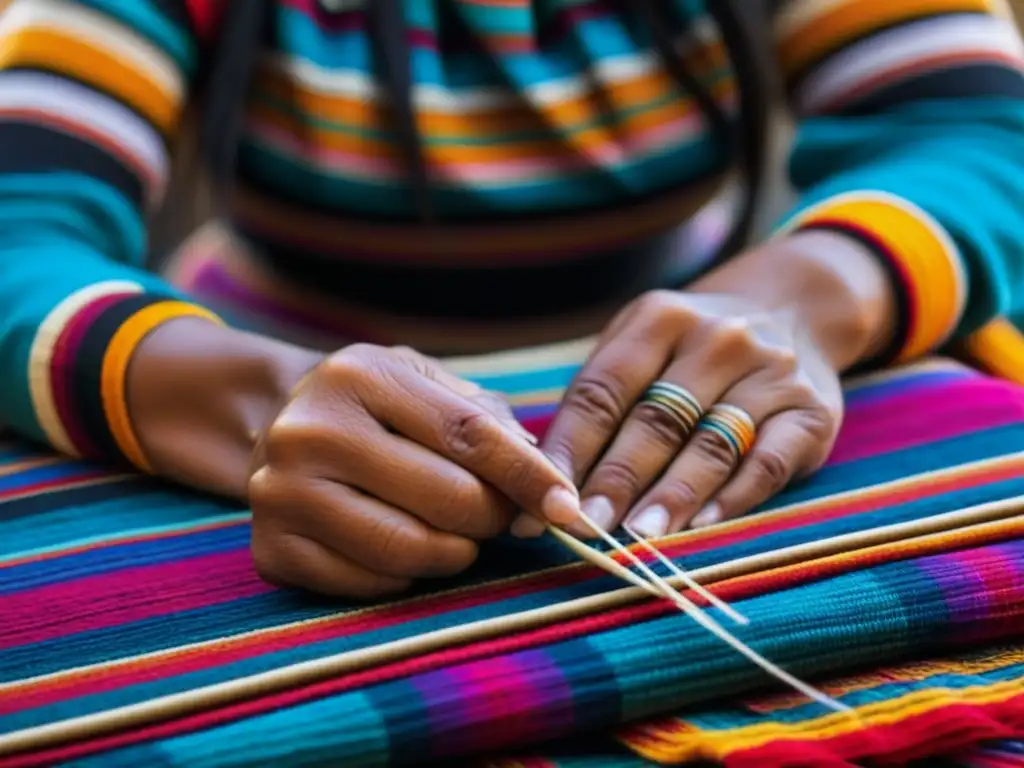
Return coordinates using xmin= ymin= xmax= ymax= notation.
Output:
xmin=625 ymin=399 xmax=763 ymax=537
xmin=416 ymin=351 xmax=539 ymax=445
xmin=365 ymin=366 xmax=581 ymax=526
xmin=694 ymin=413 xmax=827 ymax=528
xmin=344 ymin=431 xmax=516 ymax=540
xmin=252 ymin=527 xmax=411 ymax=599
xmin=573 ymin=351 xmax=754 ymax=537
xmin=541 ymin=321 xmax=675 ymax=485
xmin=267 ymin=383 xmax=519 ymax=540
xmin=470 ymin=390 xmax=539 ymax=446
xmin=250 ymin=468 xmax=479 ymax=579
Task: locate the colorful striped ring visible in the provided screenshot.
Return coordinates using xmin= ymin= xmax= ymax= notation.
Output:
xmin=697 ymin=404 xmax=757 ymax=462
xmin=639 ymin=381 xmax=704 ymax=434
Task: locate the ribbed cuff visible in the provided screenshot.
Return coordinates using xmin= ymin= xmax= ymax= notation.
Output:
xmin=776 ymin=191 xmax=968 ymax=364
xmin=29 ymin=280 xmax=222 ymax=471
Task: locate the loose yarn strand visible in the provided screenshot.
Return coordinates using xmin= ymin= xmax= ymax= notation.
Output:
xmin=557 ymin=514 xmax=852 ymax=714
xmin=623 ymin=524 xmax=748 ymax=625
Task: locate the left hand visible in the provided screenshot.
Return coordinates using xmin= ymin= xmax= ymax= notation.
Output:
xmin=524 ymin=288 xmax=845 ymax=539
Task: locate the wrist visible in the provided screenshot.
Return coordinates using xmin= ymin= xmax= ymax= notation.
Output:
xmin=127 ymin=316 xmax=324 ymax=498
xmin=689 ymin=230 xmax=897 ymax=371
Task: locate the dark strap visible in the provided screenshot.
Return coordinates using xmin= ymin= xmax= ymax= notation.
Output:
xmin=195 ymin=0 xmax=273 ymax=188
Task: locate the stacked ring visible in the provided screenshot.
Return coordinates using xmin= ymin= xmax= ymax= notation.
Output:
xmin=640 ymin=381 xmax=704 ymax=434
xmin=697 ymin=404 xmax=756 ymax=462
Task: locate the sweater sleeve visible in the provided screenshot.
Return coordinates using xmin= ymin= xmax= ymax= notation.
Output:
xmin=770 ymin=0 xmax=1024 ymax=363
xmin=0 ymin=0 xmax=221 ymax=469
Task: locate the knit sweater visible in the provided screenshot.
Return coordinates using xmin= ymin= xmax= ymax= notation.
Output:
xmin=1 ymin=0 xmax=1023 ymax=469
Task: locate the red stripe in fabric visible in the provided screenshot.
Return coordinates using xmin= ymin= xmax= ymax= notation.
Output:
xmin=828 ymin=380 xmax=1024 ymax=465
xmin=49 ymin=293 xmax=136 ymax=457
xmin=720 ymin=694 xmax=1024 ymax=768
xmin=0 ymin=552 xmax=273 ymax=651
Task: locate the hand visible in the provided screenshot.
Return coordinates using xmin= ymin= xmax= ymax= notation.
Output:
xmin=531 ymin=289 xmax=846 ymax=539
xmin=248 ymin=344 xmax=580 ymax=598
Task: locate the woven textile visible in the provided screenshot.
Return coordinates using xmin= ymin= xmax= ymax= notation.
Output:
xmin=0 ymin=354 xmax=1023 ymax=766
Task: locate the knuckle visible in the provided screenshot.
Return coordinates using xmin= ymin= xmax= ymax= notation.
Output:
xmin=766 ymin=347 xmax=800 ymax=375
xmin=322 ymin=344 xmax=375 ymax=379
xmin=798 ymin=406 xmax=839 ymax=441
xmin=429 ymin=478 xmax=483 ymax=533
xmin=634 ymin=404 xmax=690 ymax=450
xmin=746 ymin=449 xmax=792 ymax=493
xmin=590 ymin=458 xmax=645 ymax=498
xmin=366 ymin=516 xmax=427 ymax=574
xmin=641 ymin=291 xmax=692 ymax=334
xmin=263 ymin=420 xmax=348 ymax=469
xmin=691 ymin=431 xmax=739 ymax=474
xmin=499 ymin=453 xmax=551 ymax=503
xmin=442 ymin=409 xmax=499 ymax=462
xmin=709 ymin=318 xmax=757 ymax=357
xmin=651 ymin=478 xmax=701 ymax=512
xmin=784 ymin=379 xmax=820 ymax=408
xmin=639 ymin=289 xmax=681 ymax=315
xmin=565 ymin=375 xmax=627 ymax=431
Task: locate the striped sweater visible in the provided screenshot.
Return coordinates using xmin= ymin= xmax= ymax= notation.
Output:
xmin=1 ymin=0 xmax=1024 ymax=470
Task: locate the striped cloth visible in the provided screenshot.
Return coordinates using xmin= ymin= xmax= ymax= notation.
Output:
xmin=0 ymin=354 xmax=1022 ymax=766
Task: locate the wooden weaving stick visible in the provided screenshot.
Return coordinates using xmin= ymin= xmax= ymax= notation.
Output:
xmin=0 ymin=501 xmax=1020 ymax=757
xmin=549 ymin=515 xmax=850 ymax=713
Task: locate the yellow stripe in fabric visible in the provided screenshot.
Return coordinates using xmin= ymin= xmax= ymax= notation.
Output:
xmin=775 ymin=0 xmax=996 ymax=79
xmin=100 ymin=301 xmax=223 ymax=473
xmin=749 ymin=646 xmax=1024 ymax=713
xmin=621 ymin=673 xmax=1024 ymax=763
xmin=779 ymin=192 xmax=966 ymax=362
xmin=961 ymin=318 xmax=1024 ymax=385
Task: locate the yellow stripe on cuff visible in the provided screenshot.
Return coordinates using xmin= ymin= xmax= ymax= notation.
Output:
xmin=778 ymin=191 xmax=967 ymax=363
xmin=100 ymin=301 xmax=223 ymax=473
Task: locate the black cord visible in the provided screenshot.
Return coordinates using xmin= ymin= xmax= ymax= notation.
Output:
xmin=198 ymin=0 xmax=274 ymax=189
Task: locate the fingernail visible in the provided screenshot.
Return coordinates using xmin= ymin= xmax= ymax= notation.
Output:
xmin=581 ymin=496 xmax=616 ymax=531
xmin=691 ymin=502 xmax=722 ymax=528
xmin=542 ymin=486 xmax=580 ymax=525
xmin=629 ymin=504 xmax=669 ymax=538
xmin=511 ymin=513 xmax=547 ymax=538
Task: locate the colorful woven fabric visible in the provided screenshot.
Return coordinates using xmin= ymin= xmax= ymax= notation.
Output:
xmin=0 ymin=356 xmax=1022 ymax=766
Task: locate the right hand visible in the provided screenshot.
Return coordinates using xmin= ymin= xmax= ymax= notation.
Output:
xmin=248 ymin=344 xmax=582 ymax=598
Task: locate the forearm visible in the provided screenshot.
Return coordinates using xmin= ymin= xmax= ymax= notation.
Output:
xmin=127 ymin=318 xmax=325 ymax=499
xmin=772 ymin=0 xmax=1024 ymax=351
xmin=688 ymin=231 xmax=897 ymax=372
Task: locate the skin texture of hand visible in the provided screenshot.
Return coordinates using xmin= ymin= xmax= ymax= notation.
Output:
xmin=513 ymin=230 xmax=897 ymax=539
xmin=247 ymin=344 xmax=581 ymax=598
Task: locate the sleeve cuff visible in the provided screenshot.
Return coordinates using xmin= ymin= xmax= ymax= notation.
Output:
xmin=775 ymin=191 xmax=968 ymax=364
xmin=28 ymin=280 xmax=222 ymax=471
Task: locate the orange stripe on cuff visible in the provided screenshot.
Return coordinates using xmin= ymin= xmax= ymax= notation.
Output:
xmin=100 ymin=301 xmax=223 ymax=473
xmin=778 ymin=191 xmax=967 ymax=363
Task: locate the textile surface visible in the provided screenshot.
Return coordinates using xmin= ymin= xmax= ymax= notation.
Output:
xmin=0 ymin=354 xmax=1022 ymax=766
